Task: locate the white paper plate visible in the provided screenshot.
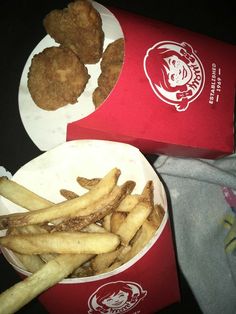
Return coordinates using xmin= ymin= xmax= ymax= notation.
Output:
xmin=18 ymin=2 xmax=123 ymax=152
xmin=0 ymin=140 xmax=168 ymax=282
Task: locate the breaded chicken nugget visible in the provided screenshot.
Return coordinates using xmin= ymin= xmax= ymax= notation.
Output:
xmin=92 ymin=86 xmax=107 ymax=108
xmin=27 ymin=46 xmax=90 ymax=111
xmin=43 ymin=0 xmax=104 ymax=64
xmin=98 ymin=63 xmax=123 ymax=95
xmin=101 ymin=38 xmax=124 ymax=71
xmin=92 ymin=38 xmax=124 ymax=108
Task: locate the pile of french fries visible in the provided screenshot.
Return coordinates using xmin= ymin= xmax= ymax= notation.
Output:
xmin=0 ymin=168 xmax=164 ymax=314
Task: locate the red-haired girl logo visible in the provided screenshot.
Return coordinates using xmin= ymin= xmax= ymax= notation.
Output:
xmin=88 ymin=281 xmax=147 ymax=313
xmin=144 ymin=41 xmax=205 ymax=111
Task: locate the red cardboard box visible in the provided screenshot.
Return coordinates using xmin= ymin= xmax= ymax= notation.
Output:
xmin=0 ymin=140 xmax=180 ymax=313
xmin=67 ymin=2 xmax=236 ymax=159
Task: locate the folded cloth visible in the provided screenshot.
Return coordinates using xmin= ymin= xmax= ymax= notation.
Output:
xmin=154 ymin=154 xmax=236 ymax=314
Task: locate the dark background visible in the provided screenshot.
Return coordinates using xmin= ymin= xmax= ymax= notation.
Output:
xmin=0 ymin=1 xmax=235 ymax=313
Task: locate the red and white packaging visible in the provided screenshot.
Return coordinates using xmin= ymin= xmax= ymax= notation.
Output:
xmin=0 ymin=140 xmax=180 ymax=313
xmin=67 ymin=2 xmax=236 ymax=159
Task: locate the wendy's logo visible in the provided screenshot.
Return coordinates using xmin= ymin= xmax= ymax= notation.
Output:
xmin=144 ymin=41 xmax=205 ymax=111
xmin=88 ymin=281 xmax=147 ymax=313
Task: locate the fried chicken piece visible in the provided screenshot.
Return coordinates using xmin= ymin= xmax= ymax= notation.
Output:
xmin=92 ymin=87 xmax=107 ymax=108
xmin=92 ymin=38 xmax=124 ymax=108
xmin=98 ymin=62 xmax=123 ymax=95
xmin=101 ymin=38 xmax=124 ymax=71
xmin=27 ymin=46 xmax=90 ymax=111
xmin=43 ymin=0 xmax=104 ymax=64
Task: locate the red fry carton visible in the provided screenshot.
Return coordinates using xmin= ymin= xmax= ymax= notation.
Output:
xmin=0 ymin=140 xmax=180 ymax=313
xmin=67 ymin=2 xmax=236 ymax=159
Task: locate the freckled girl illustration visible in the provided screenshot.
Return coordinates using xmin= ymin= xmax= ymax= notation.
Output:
xmin=88 ymin=281 xmax=147 ymax=313
xmin=144 ymin=41 xmax=205 ymax=111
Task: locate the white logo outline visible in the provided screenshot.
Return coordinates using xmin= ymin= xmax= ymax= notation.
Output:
xmin=88 ymin=280 xmax=147 ymax=314
xmin=144 ymin=40 xmax=205 ymax=111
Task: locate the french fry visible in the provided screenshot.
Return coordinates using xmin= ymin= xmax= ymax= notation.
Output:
xmin=4 ymin=168 xmax=121 ymax=228
xmin=71 ymin=263 xmax=94 ymax=278
xmin=0 ymin=167 xmax=165 ymax=313
xmin=115 ymin=201 xmax=152 ymax=245
xmin=51 ymin=181 xmax=134 ymax=232
xmin=94 ymin=246 xmax=132 ymax=275
xmin=0 ymin=214 xmax=16 ymax=230
xmin=81 ymin=223 xmax=107 ymax=233
xmin=0 ymin=253 xmax=93 ymax=314
xmin=0 ymin=176 xmax=53 ymax=210
xmin=96 ymin=260 xmax=123 ymax=275
xmin=91 ymin=247 xmax=120 ymax=273
xmin=148 ymin=204 xmax=165 ymax=229
xmin=121 ymin=220 xmax=157 ymax=264
xmin=0 ymin=232 xmax=120 ymax=255
xmin=92 ymin=245 xmax=128 ymax=273
xmin=12 ymin=252 xmax=45 ymax=273
xmin=102 ymin=213 xmax=112 ymax=231
xmin=0 ymin=177 xmax=58 ymax=268
xmin=110 ymin=211 xmax=127 ymax=234
xmin=60 ymin=189 xmax=79 ymax=200
xmin=139 ymin=180 xmax=154 ymax=204
xmin=115 ymin=194 xmax=140 ymax=212
xmin=0 ymin=177 xmax=54 ymax=230
xmin=7 ymin=224 xmax=58 ymax=264
xmin=8 ymin=224 xmax=48 ymax=235
xmin=6 ymin=225 xmax=48 ymax=272
xmin=98 ymin=221 xmax=156 ymax=275
xmin=76 ymin=176 xmax=101 ymax=190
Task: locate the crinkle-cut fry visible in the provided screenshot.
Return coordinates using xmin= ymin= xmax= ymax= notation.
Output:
xmin=76 ymin=176 xmax=101 ymax=190
xmin=0 ymin=176 xmax=53 ymax=210
xmin=0 ymin=232 xmax=120 ymax=255
xmin=0 ymin=253 xmax=93 ymax=314
xmin=115 ymin=201 xmax=152 ymax=245
xmin=6 ymin=168 xmax=121 ymax=228
xmin=51 ymin=181 xmax=134 ymax=232
xmin=60 ymin=189 xmax=79 ymax=200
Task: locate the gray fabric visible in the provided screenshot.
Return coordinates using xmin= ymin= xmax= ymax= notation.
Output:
xmin=154 ymin=154 xmax=236 ymax=314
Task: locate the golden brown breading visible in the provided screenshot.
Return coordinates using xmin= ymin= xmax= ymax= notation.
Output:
xmin=98 ymin=62 xmax=123 ymax=95
xmin=27 ymin=46 xmax=90 ymax=111
xmin=101 ymin=38 xmax=124 ymax=71
xmin=92 ymin=87 xmax=107 ymax=109
xmin=43 ymin=0 xmax=104 ymax=64
xmin=92 ymin=38 xmax=124 ymax=108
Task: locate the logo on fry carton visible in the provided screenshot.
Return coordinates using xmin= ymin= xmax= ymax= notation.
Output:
xmin=144 ymin=41 xmax=205 ymax=111
xmin=88 ymin=280 xmax=147 ymax=313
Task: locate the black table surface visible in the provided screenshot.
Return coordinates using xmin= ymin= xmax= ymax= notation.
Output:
xmin=0 ymin=1 xmax=235 ymax=313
